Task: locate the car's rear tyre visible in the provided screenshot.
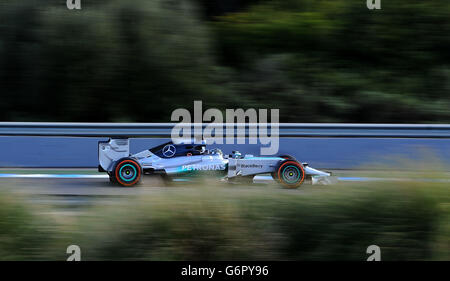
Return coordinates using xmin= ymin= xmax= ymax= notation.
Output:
xmin=276 ymin=160 xmax=305 ymax=188
xmin=108 ymin=172 xmax=117 ymax=184
xmin=113 ymin=158 xmax=142 ymax=187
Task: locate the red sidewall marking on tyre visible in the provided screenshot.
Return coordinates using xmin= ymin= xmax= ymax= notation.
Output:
xmin=115 ymin=160 xmax=141 ymax=187
xmin=277 ymin=161 xmax=305 ymax=188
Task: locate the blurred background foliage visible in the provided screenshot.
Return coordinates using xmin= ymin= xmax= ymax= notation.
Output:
xmin=0 ymin=179 xmax=448 ymax=260
xmin=0 ymin=0 xmax=449 ymax=122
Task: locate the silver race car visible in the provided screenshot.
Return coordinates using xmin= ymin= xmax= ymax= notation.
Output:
xmin=98 ymin=138 xmax=331 ymax=188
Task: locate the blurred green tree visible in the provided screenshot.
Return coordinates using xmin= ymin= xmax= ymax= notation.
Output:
xmin=0 ymin=0 xmax=449 ymax=122
xmin=0 ymin=0 xmax=215 ymax=121
xmin=213 ymin=0 xmax=450 ymax=122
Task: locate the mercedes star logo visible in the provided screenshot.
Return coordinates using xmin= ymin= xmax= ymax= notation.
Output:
xmin=162 ymin=144 xmax=176 ymax=158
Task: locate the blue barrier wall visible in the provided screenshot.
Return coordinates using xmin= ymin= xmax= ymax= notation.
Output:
xmin=0 ymin=137 xmax=449 ymax=169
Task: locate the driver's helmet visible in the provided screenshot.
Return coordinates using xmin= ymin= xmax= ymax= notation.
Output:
xmin=231 ymin=151 xmax=242 ymax=158
xmin=210 ymin=148 xmax=223 ymax=156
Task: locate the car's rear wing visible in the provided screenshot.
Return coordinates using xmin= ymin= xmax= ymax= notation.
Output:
xmin=98 ymin=138 xmax=130 ymax=172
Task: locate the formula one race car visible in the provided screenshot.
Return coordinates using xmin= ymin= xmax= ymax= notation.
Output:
xmin=98 ymin=138 xmax=331 ymax=188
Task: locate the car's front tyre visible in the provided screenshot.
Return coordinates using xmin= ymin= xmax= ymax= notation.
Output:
xmin=275 ymin=160 xmax=305 ymax=188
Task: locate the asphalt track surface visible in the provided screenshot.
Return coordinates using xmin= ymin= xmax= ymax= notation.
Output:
xmin=1 ymin=169 xmax=448 ymax=214
xmin=1 ymin=169 xmax=449 ymax=196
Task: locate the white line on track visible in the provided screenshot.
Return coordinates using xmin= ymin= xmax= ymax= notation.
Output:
xmin=0 ymin=174 xmax=108 ymax=179
xmin=0 ymin=174 xmax=449 ymax=183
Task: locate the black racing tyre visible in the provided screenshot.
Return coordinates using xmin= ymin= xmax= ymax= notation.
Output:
xmin=113 ymin=158 xmax=142 ymax=187
xmin=108 ymin=172 xmax=117 ymax=184
xmin=276 ymin=160 xmax=305 ymax=188
xmin=279 ymin=154 xmax=297 ymax=161
xmin=271 ymin=155 xmax=296 ymax=182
